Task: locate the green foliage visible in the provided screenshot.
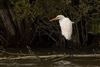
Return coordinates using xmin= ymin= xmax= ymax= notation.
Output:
xmin=10 ymin=0 xmax=31 ymax=21
xmin=8 ymin=0 xmax=100 ymax=33
xmin=87 ymin=0 xmax=100 ymax=33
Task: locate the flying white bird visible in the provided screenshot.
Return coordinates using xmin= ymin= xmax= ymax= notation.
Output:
xmin=50 ymin=15 xmax=74 ymax=40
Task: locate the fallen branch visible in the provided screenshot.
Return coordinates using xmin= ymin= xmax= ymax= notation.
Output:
xmin=0 ymin=54 xmax=100 ymax=60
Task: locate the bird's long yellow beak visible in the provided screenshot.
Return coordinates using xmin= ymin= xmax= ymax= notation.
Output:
xmin=50 ymin=17 xmax=58 ymax=21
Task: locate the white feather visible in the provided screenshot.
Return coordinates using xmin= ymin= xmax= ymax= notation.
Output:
xmin=59 ymin=17 xmax=73 ymax=40
xmin=50 ymin=15 xmax=74 ymax=40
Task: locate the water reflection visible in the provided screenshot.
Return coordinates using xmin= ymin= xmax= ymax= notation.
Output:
xmin=0 ymin=59 xmax=100 ymax=67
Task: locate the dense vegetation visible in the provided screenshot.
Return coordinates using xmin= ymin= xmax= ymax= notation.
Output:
xmin=0 ymin=0 xmax=100 ymax=53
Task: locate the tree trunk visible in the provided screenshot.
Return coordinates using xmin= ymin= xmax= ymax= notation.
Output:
xmin=0 ymin=9 xmax=15 ymax=36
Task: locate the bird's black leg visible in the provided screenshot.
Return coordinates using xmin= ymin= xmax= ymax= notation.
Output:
xmin=68 ymin=40 xmax=74 ymax=56
xmin=61 ymin=36 xmax=66 ymax=53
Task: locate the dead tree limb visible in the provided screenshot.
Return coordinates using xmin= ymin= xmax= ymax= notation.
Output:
xmin=0 ymin=9 xmax=15 ymax=35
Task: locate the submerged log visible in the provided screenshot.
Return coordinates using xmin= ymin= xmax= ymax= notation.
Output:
xmin=0 ymin=54 xmax=100 ymax=60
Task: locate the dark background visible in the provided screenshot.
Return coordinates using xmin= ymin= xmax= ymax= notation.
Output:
xmin=0 ymin=0 xmax=100 ymax=53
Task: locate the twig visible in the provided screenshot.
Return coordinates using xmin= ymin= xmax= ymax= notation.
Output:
xmin=26 ymin=46 xmax=41 ymax=61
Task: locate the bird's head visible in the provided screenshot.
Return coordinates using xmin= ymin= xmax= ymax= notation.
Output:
xmin=50 ymin=15 xmax=65 ymax=21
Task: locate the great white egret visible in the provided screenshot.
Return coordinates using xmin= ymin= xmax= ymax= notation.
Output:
xmin=50 ymin=15 xmax=74 ymax=40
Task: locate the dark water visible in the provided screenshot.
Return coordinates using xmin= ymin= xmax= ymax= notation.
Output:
xmin=0 ymin=57 xmax=100 ymax=67
xmin=0 ymin=49 xmax=100 ymax=67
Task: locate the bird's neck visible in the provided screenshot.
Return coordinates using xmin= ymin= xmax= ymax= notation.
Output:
xmin=59 ymin=18 xmax=65 ymax=23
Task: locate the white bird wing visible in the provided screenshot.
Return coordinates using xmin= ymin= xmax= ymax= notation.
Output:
xmin=59 ymin=18 xmax=73 ymax=40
